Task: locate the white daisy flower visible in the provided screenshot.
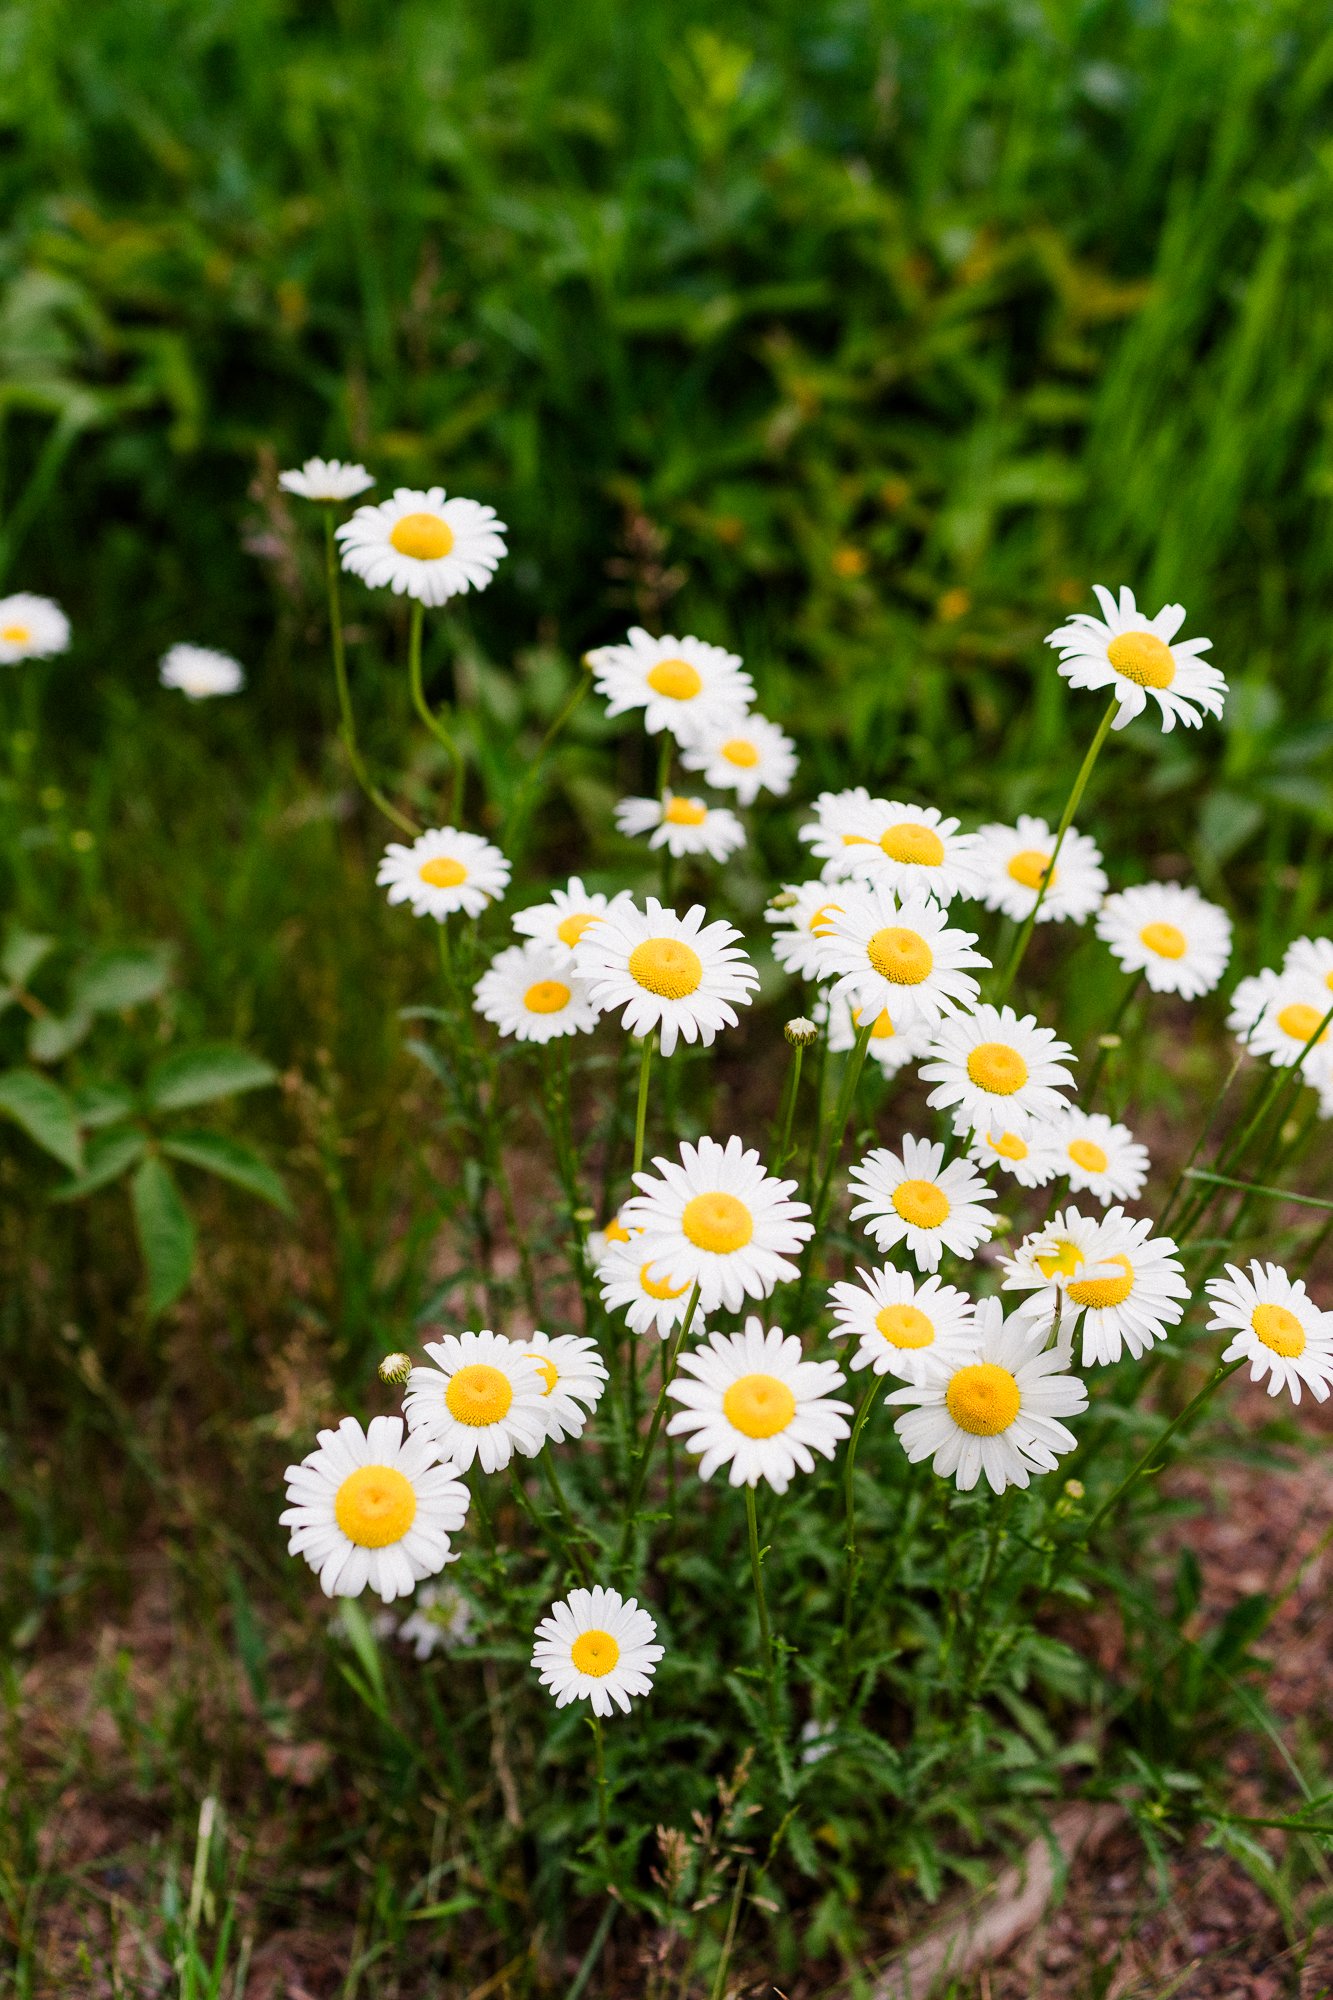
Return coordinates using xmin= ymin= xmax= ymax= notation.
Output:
xmin=586 ymin=1209 xmax=639 ymax=1267
xmin=960 ymin=1117 xmax=1062 ymax=1189
xmin=1302 ymin=1040 xmax=1333 ymax=1120
xmin=1096 ymin=883 xmax=1232 ymax=999
xmin=1283 ymin=935 xmax=1333 ymax=997
xmin=532 ymin=1585 xmax=663 ymax=1717
xmin=1000 ymin=1205 xmax=1110 ymax=1316
xmin=886 ymin=1299 xmax=1088 ymax=1494
xmin=521 ymin=1330 xmax=608 ymax=1443
xmin=814 ymin=883 xmax=988 ymax=1028
xmin=586 ymin=626 xmax=753 ymax=742
xmin=159 ymin=643 xmax=245 ymax=700
xmin=614 ymin=792 xmax=746 ymax=863
xmin=824 ymin=993 xmax=930 ymax=1078
xmin=397 ymin=1576 xmax=476 ymax=1660
xmin=972 ymin=815 xmax=1107 ymax=926
xmin=403 ymin=1330 xmax=549 ymax=1474
xmin=1013 ymin=1209 xmax=1188 ymax=1367
xmin=377 ymin=827 xmax=511 ymax=922
xmin=473 ymin=941 xmax=600 ymax=1043
xmin=278 ymin=457 xmax=375 ymax=503
xmin=679 ymin=712 xmax=797 ymax=804
xmin=281 ymin=1415 xmax=469 ymax=1603
xmin=827 ymin=1266 xmax=976 ymax=1382
xmin=1045 ymin=585 xmax=1226 ymax=733
xmin=597 ymin=1238 xmax=709 ymax=1341
xmin=336 ymin=486 xmax=506 ymax=604
xmin=920 ymin=1005 xmax=1076 ymax=1136
xmin=1052 ymin=1108 xmax=1150 ymax=1206
xmin=766 ymin=881 xmax=848 ymax=982
xmin=624 ymin=1135 xmax=813 ymax=1314
xmin=573 ymin=896 xmax=758 ymax=1057
xmin=1233 ymin=970 xmax=1332 ymax=1068
xmin=800 ymin=796 xmax=980 ymax=903
xmin=665 ymin=1319 xmax=852 ymax=1493
xmin=0 ymin=593 xmax=70 ymax=665
xmin=511 ymin=876 xmax=628 ymax=963
xmin=848 ymin=1135 xmax=998 ymax=1273
xmin=1206 ymin=1261 xmax=1333 ymax=1404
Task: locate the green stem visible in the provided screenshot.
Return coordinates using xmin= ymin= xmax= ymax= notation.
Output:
xmin=503 ymin=664 xmax=592 ymax=847
xmin=745 ymin=1483 xmax=774 ymax=1681
xmin=1080 ymin=969 xmax=1143 ymax=1107
xmin=957 ymin=1490 xmax=1013 ymax=1703
xmin=542 ymin=1448 xmax=591 ymax=1581
xmin=795 ymin=1019 xmax=874 ymax=1321
xmin=619 ymin=1282 xmax=701 ymax=1560
xmin=773 ymin=1041 xmax=805 ymax=1174
xmin=407 ymin=600 xmax=465 ymax=822
xmin=838 ymin=1374 xmax=880 ymax=1677
xmin=589 ymin=1712 xmax=610 ymax=1874
xmin=631 ymin=1034 xmax=655 ymax=1178
xmin=323 ymin=511 xmax=418 ymax=835
xmin=1079 ymin=1358 xmax=1244 ymax=1545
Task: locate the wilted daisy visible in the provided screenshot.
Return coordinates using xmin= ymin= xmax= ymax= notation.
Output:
xmin=827 ymin=1266 xmax=976 ymax=1382
xmin=848 ymin=1136 xmax=997 ymax=1272
xmin=766 ymin=881 xmax=847 ymax=981
xmin=278 ymin=457 xmax=374 ymax=502
xmin=573 ymin=896 xmax=758 ymax=1056
xmin=404 ymin=1330 xmax=549 ymax=1474
xmin=886 ymin=1300 xmax=1088 ymax=1494
xmin=473 ymin=941 xmax=599 ymax=1043
xmin=337 ymin=486 xmax=506 ymax=604
xmin=801 ymin=796 xmax=980 ymax=903
xmin=680 ymin=712 xmax=797 ymax=804
xmin=1052 ymin=1108 xmax=1150 ymax=1206
xmin=624 ymin=1135 xmax=813 ymax=1313
xmin=282 ymin=1415 xmax=469 ymax=1602
xmin=512 ymin=876 xmax=627 ymax=962
xmin=825 ymin=994 xmax=930 ymax=1077
xmin=597 ymin=1238 xmax=708 ymax=1341
xmin=521 ymin=1330 xmax=608 ymax=1443
xmin=0 ymin=593 xmax=70 ymax=665
xmin=159 ymin=643 xmax=244 ymax=699
xmin=921 ymin=1005 xmax=1076 ymax=1136
xmin=532 ymin=1586 xmax=663 ymax=1716
xmin=665 ymin=1319 xmax=851 ymax=1492
xmin=1233 ymin=970 xmax=1332 ymax=1068
xmin=587 ymin=626 xmax=753 ymax=740
xmin=1097 ymin=883 xmax=1232 ymax=999
xmin=815 ymin=884 xmax=988 ymax=1028
xmin=1045 ymin=585 xmax=1226 ymax=733
xmin=1015 ymin=1209 xmax=1188 ymax=1367
xmin=615 ymin=792 xmax=745 ymax=863
xmin=377 ymin=827 xmax=511 ymax=922
xmin=1206 ymin=1261 xmax=1333 ymax=1404
xmin=961 ymin=1118 xmax=1062 ymax=1189
xmin=973 ymin=816 xmax=1107 ymax=926
xmin=397 ymin=1576 xmax=476 ymax=1660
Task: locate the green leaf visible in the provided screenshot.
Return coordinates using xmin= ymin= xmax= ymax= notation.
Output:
xmin=0 ymin=1068 xmax=83 ymax=1171
xmin=145 ymin=1043 xmax=277 ymax=1113
xmin=1 ymin=928 xmax=54 ymax=987
xmin=70 ymin=945 xmax=172 ymax=1015
xmin=52 ymin=1126 xmax=148 ymax=1201
xmin=27 ymin=1008 xmax=93 ymax=1064
xmin=130 ymin=1154 xmax=196 ymax=1316
xmin=337 ymin=1601 xmax=387 ymax=1713
xmin=71 ymin=1081 xmax=136 ymax=1130
xmin=162 ymin=1131 xmax=293 ymax=1214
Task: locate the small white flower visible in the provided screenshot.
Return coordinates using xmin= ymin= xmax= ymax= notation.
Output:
xmin=0 ymin=593 xmax=70 ymax=665
xmin=972 ymin=815 xmax=1107 ymax=926
xmin=1001 ymin=1205 xmax=1108 ymax=1317
xmin=800 ymin=795 xmax=981 ymax=903
xmin=766 ymin=881 xmax=848 ymax=981
xmin=624 ymin=1134 xmax=813 ymax=1314
xmin=960 ymin=1117 xmax=1062 ymax=1189
xmin=827 ymin=1266 xmax=976 ymax=1382
xmin=824 ymin=993 xmax=930 ymax=1078
xmin=397 ymin=1575 xmax=476 ymax=1659
xmin=337 ymin=486 xmax=506 ymax=604
xmin=278 ymin=457 xmax=375 ymax=502
xmin=1283 ymin=935 xmax=1333 ymax=998
xmin=377 ymin=827 xmax=511 ymax=922
xmin=585 ymin=1209 xmax=639 ymax=1267
xmin=1045 ymin=585 xmax=1226 ymax=733
xmin=281 ymin=1415 xmax=469 ymax=1602
xmin=473 ymin=940 xmax=600 ymax=1043
xmin=1051 ymin=1108 xmax=1150 ymax=1206
xmin=597 ymin=1238 xmax=708 ymax=1341
xmin=403 ymin=1329 xmax=549 ymax=1474
xmin=666 ymin=1318 xmax=852 ymax=1492
xmin=1206 ymin=1261 xmax=1333 ymax=1405
xmin=521 ymin=1330 xmax=608 ymax=1443
xmin=160 ymin=643 xmax=244 ymax=700
xmin=586 ymin=626 xmax=753 ymax=742
xmin=814 ymin=883 xmax=988 ymax=1028
xmin=1096 ymin=883 xmax=1232 ymax=999
xmin=1230 ymin=969 xmax=1332 ymax=1069
xmin=679 ymin=712 xmax=797 ymax=804
xmin=573 ymin=896 xmax=758 ymax=1057
xmin=920 ymin=1005 xmax=1076 ymax=1136
xmin=615 ymin=792 xmax=746 ymax=863
xmin=1012 ymin=1208 xmax=1188 ymax=1367
xmin=848 ymin=1135 xmax=997 ymax=1273
xmin=512 ymin=876 xmax=629 ymax=963
xmin=532 ymin=1585 xmax=663 ymax=1717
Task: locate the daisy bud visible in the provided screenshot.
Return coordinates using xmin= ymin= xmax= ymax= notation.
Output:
xmin=785 ymin=1017 xmax=818 ymax=1047
xmin=378 ymin=1352 xmax=413 ymax=1387
xmin=769 ymin=889 xmax=799 ymax=911
xmin=572 ymin=1206 xmax=596 ymax=1226
xmin=1064 ymin=1479 xmax=1085 ymax=1500
xmin=1097 ymin=1032 xmax=1122 ymax=1051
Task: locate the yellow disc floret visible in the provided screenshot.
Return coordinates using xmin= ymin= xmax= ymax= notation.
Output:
xmin=645 ymin=657 xmax=703 ymax=701
xmin=389 ymin=512 xmax=455 ymax=561
xmin=640 ymin=1262 xmax=689 ymax=1301
xmin=526 ymin=1353 xmax=559 ymax=1394
xmin=335 ymin=1464 xmax=417 ymax=1548
xmin=867 ymin=926 xmax=933 ymax=985
xmin=627 ymin=937 xmax=704 ymax=998
xmin=1251 ymin=1302 xmax=1306 ymax=1358
xmin=2 ymin=624 xmax=30 ymax=645
xmin=1106 ymin=630 xmax=1175 ymax=688
xmin=1036 ymin=1237 xmax=1084 ymax=1280
xmin=524 ymin=979 xmax=571 ymax=1014
xmin=557 ymin=910 xmax=600 ymax=948
xmin=992 ymin=1131 xmax=1029 ymax=1161
xmin=1067 ymin=1254 xmax=1135 ymax=1309
xmin=891 ymin=1179 xmax=951 ymax=1230
xmin=875 ymin=1304 xmax=936 ymax=1349
xmin=1006 ymin=849 xmax=1055 ymax=891
xmin=445 ymin=1363 xmax=514 ymax=1427
xmin=880 ymin=821 xmax=945 ymax=867
xmin=681 ymin=1192 xmax=753 ymax=1254
xmin=571 ymin=1628 xmax=621 ymax=1677
xmin=723 ymin=1371 xmax=797 ymax=1438
xmin=1140 ymin=921 xmax=1187 ymax=960
xmin=946 ymin=1362 xmax=1021 ymax=1436
xmin=1067 ymin=1138 xmax=1109 ymax=1175
xmin=420 ymin=855 xmax=468 ymax=889
xmin=722 ymin=737 xmax=760 ymax=768
xmin=1277 ymin=1002 xmax=1326 ymax=1045
xmin=663 ymin=795 xmax=709 ymax=826
xmin=967 ymin=1042 xmax=1029 ymax=1095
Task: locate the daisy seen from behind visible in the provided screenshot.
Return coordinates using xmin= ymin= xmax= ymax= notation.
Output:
xmin=403 ymin=1330 xmax=549 ymax=1474
xmin=337 ymin=486 xmax=506 ymax=604
xmin=573 ymin=896 xmax=758 ymax=1056
xmin=597 ymin=1238 xmax=709 ymax=1341
xmin=0 ymin=593 xmax=69 ymax=665
xmin=160 ymin=644 xmax=244 ymax=700
xmin=801 ymin=796 xmax=980 ymax=904
xmin=848 ymin=1135 xmax=997 ymax=1273
xmin=827 ymin=1266 xmax=976 ymax=1383
xmin=532 ymin=1585 xmax=663 ymax=1716
xmin=666 ymin=1318 xmax=852 ymax=1492
xmin=279 ymin=458 xmax=374 ymax=502
xmin=512 ymin=876 xmax=626 ymax=962
xmin=815 ymin=883 xmax=988 ymax=1028
xmin=615 ymin=792 xmax=745 ymax=863
xmin=1052 ymin=1108 xmax=1150 ymax=1206
xmin=473 ymin=941 xmax=599 ymax=1043
xmin=282 ymin=1415 xmax=469 ymax=1603
xmin=587 ymin=626 xmax=753 ymax=741
xmin=973 ymin=815 xmax=1107 ymax=927
xmin=1205 ymin=1262 xmax=1333 ymax=1404
xmin=680 ymin=712 xmax=797 ymax=804
xmin=377 ymin=827 xmax=510 ymax=922
xmin=921 ymin=1004 xmax=1076 ymax=1136
xmin=1045 ymin=585 xmax=1226 ymax=733
xmin=1097 ymin=882 xmax=1232 ymax=999
xmin=624 ymin=1134 xmax=813 ymax=1314
xmin=521 ymin=1330 xmax=608 ymax=1444
xmin=1013 ymin=1209 xmax=1188 ymax=1367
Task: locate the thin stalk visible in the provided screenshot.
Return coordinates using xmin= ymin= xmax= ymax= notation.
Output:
xmin=1157 ymin=1044 xmax=1250 ymax=1237
xmin=773 ymin=1039 xmax=805 ymax=1173
xmin=957 ymin=1490 xmax=1014 ymax=1703
xmin=837 ymin=1375 xmax=881 ymax=1678
xmin=503 ymin=663 xmax=592 ymax=847
xmin=322 ymin=511 xmax=418 ymax=834
xmin=542 ymin=1448 xmax=591 ymax=1582
xmin=406 ymin=600 xmax=465 ymax=822
xmin=589 ymin=1712 xmax=610 ymax=1875
xmin=795 ymin=1019 xmax=874 ymax=1322
xmin=800 ymin=1026 xmax=831 ymax=1205
xmin=631 ymin=1034 xmax=655 ymax=1177
xmin=1079 ymin=1357 xmax=1244 ymax=1545
xmin=619 ymin=1283 xmax=701 ymax=1558
xmin=1080 ymin=970 xmax=1143 ymax=1106
xmin=745 ymin=1485 xmax=777 ymax=1731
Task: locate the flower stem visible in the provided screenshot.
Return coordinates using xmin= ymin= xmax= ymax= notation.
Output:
xmin=956 ymin=1489 xmax=1014 ymax=1705
xmin=631 ymin=1033 xmax=655 ymax=1178
xmin=589 ymin=1711 xmax=610 ymax=1874
xmin=406 ymin=599 xmax=465 ymax=823
xmin=837 ymin=1374 xmax=881 ymax=1677
xmin=619 ymin=1282 xmax=701 ymax=1561
xmin=503 ymin=663 xmax=592 ymax=849
xmin=795 ymin=1018 xmax=873 ymax=1322
xmin=745 ymin=1483 xmax=773 ymax=1664
xmin=773 ymin=1041 xmax=805 ymax=1174
xmin=1080 ymin=969 xmax=1144 ymax=1106
xmin=323 ymin=511 xmax=418 ymax=836
xmin=1079 ymin=1357 xmax=1244 ymax=1545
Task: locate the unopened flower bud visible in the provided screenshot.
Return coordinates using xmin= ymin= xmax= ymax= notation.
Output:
xmin=769 ymin=890 xmax=799 ymax=912
xmin=1063 ymin=1478 xmax=1085 ymax=1501
xmin=785 ymin=1017 xmax=818 ymax=1047
xmin=378 ymin=1352 xmax=412 ymax=1387
xmin=1097 ymin=1032 xmax=1122 ymax=1052
xmin=572 ymin=1206 xmax=596 ymax=1226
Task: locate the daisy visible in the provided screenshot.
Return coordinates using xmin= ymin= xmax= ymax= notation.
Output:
xmin=1045 ymin=585 xmax=1227 ymax=733
xmin=336 ymin=486 xmax=506 ymax=604
xmin=586 ymin=626 xmax=753 ymax=741
xmin=586 ymin=1209 xmax=638 ymax=1267
xmin=520 ymin=1330 xmax=608 ymax=1443
xmin=473 ymin=941 xmax=600 ymax=1043
xmin=397 ymin=1576 xmax=477 ymax=1660
xmin=814 ymin=884 xmax=988 ymax=1028
xmin=824 ymin=993 xmax=930 ymax=1078
xmin=1303 ymin=1040 xmax=1333 ymax=1120
xmin=1000 ymin=1205 xmax=1110 ymax=1317
xmin=766 ymin=881 xmax=847 ymax=981
xmin=801 ymin=796 xmax=980 ymax=903
xmin=886 ymin=1299 xmax=1088 ymax=1494
xmin=1206 ymin=1261 xmax=1333 ymax=1404
xmin=377 ymin=827 xmax=511 ymax=922
xmin=403 ymin=1330 xmax=549 ymax=1474
xmin=1283 ymin=935 xmax=1333 ymax=998
xmin=281 ymin=1415 xmax=469 ymax=1602
xmin=1234 ymin=971 xmax=1333 ymax=1068
xmin=615 ymin=792 xmax=746 ymax=863
xmin=921 ymin=1005 xmax=1076 ymax=1136
xmin=796 ymin=787 xmax=877 ymax=869
xmin=597 ymin=1238 xmax=709 ymax=1341
xmin=665 ymin=1319 xmax=852 ymax=1493
xmin=532 ymin=1585 xmax=663 ymax=1717
xmin=278 ymin=457 xmax=375 ymax=503
xmin=573 ymin=896 xmax=758 ymax=1057
xmin=848 ymin=1135 xmax=997 ymax=1273
xmin=1015 ymin=1209 xmax=1188 ymax=1367
xmin=624 ymin=1135 xmax=813 ymax=1313
xmin=512 ymin=876 xmax=627 ymax=961
xmin=0 ymin=593 xmax=70 ymax=665
xmin=1052 ymin=1108 xmax=1150 ymax=1206
xmin=827 ymin=1267 xmax=976 ymax=1382
xmin=159 ymin=643 xmax=244 ymax=699
xmin=960 ymin=1118 xmax=1062 ymax=1190
xmin=1096 ymin=883 xmax=1232 ymax=999
xmin=679 ymin=712 xmax=797 ymax=804
xmin=972 ymin=816 xmax=1107 ymax=926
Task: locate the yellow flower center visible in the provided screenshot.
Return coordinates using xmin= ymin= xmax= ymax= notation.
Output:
xmin=722 ymin=1371 xmax=797 ymax=1438
xmin=2 ymin=623 xmax=30 ymax=645
xmin=419 ymin=856 xmax=467 ymax=889
xmin=645 ymin=657 xmax=703 ymax=701
xmin=868 ymin=1008 xmax=895 ymax=1040
xmin=526 ymin=1353 xmax=559 ymax=1394
xmin=334 ymin=1464 xmax=417 ymax=1548
xmin=557 ymin=910 xmax=600 ymax=948
xmin=627 ymin=937 xmax=703 ymax=998
xmin=991 ymin=1131 xmax=1028 ymax=1161
xmin=867 ymin=926 xmax=933 ymax=985
xmin=946 ymin=1362 xmax=1021 ymax=1436
xmin=604 ymin=1217 xmax=631 ymax=1243
xmin=891 ymin=1179 xmax=950 ymax=1230
xmin=808 ymin=901 xmax=841 ymax=935
xmin=875 ymin=1303 xmax=935 ymax=1349
xmin=1006 ymin=849 xmax=1055 ymax=891
xmin=1277 ymin=1002 xmax=1327 ymax=1045
xmin=1036 ymin=1237 xmax=1084 ymax=1279
xmin=1106 ymin=629 xmax=1176 ymax=688
xmin=1140 ymin=921 xmax=1187 ymax=960
xmin=967 ymin=1042 xmax=1028 ymax=1095
xmin=389 ymin=512 xmax=455 ymax=561
xmin=722 ymin=737 xmax=760 ymax=768
xmin=1067 ymin=1254 xmax=1135 ymax=1309
xmin=640 ymin=1261 xmax=689 ymax=1301
xmin=523 ymin=979 xmax=571 ymax=1014
xmin=1251 ymin=1302 xmax=1306 ymax=1358
xmin=681 ymin=1192 xmax=753 ymax=1254
xmin=880 ymin=821 xmax=945 ymax=867
xmin=444 ymin=1362 xmax=514 ymax=1427
xmin=663 ymin=795 xmax=708 ymax=826
xmin=571 ymin=1628 xmax=621 ymax=1677
xmin=1067 ymin=1138 xmax=1109 ymax=1175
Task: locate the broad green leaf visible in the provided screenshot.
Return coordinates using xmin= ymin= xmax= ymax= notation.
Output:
xmin=130 ymin=1154 xmax=196 ymax=1316
xmin=145 ymin=1043 xmax=277 ymax=1113
xmin=52 ymin=1126 xmax=148 ymax=1201
xmin=163 ymin=1131 xmax=293 ymax=1214
xmin=0 ymin=1068 xmax=83 ymax=1171
xmin=71 ymin=945 xmax=172 ymax=1015
xmin=72 ymin=1081 xmax=136 ymax=1130
xmin=2 ymin=929 xmax=54 ymax=987
xmin=27 ymin=1008 xmax=93 ymax=1064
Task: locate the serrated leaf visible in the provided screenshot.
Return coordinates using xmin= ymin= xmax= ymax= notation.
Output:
xmin=71 ymin=945 xmax=173 ymax=1015
xmin=162 ymin=1131 xmax=293 ymax=1214
xmin=2 ymin=929 xmax=54 ymax=987
xmin=27 ymin=1008 xmax=93 ymax=1064
xmin=0 ymin=1068 xmax=83 ymax=1171
xmin=145 ymin=1043 xmax=277 ymax=1113
xmin=130 ymin=1154 xmax=196 ymax=1316
xmin=52 ymin=1126 xmax=148 ymax=1201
